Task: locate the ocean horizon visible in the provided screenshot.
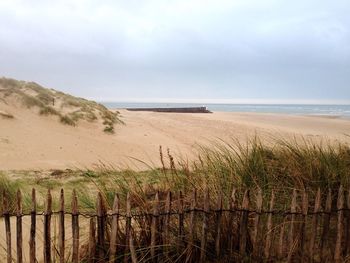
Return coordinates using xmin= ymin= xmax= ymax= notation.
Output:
xmin=102 ymin=102 xmax=350 ymax=118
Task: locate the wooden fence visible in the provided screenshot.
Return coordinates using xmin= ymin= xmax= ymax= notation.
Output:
xmin=1 ymin=186 xmax=350 ymax=262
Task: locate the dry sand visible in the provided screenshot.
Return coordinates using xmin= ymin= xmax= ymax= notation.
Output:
xmin=1 ymin=105 xmax=350 ymax=171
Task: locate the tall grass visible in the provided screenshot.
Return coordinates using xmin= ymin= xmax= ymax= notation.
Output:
xmin=71 ymin=138 xmax=350 ymax=212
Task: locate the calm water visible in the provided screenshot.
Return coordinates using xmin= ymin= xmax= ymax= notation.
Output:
xmin=102 ymin=102 xmax=350 ymax=118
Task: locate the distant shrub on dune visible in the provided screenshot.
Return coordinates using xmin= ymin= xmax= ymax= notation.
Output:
xmin=39 ymin=106 xmax=60 ymax=116
xmin=60 ymin=115 xmax=76 ymax=126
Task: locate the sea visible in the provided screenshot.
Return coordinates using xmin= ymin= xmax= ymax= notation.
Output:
xmin=102 ymin=102 xmax=350 ymax=118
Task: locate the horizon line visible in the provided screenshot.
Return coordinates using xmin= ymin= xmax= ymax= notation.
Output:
xmin=93 ymin=98 xmax=350 ymax=105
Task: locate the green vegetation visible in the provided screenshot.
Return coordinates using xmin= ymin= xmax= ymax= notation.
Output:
xmin=0 ymin=77 xmax=123 ymax=133
xmin=39 ymin=106 xmax=60 ymax=116
xmin=60 ymin=115 xmax=76 ymax=126
xmin=1 ymin=138 xmax=349 ymax=213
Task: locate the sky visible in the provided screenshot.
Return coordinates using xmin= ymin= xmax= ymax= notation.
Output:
xmin=0 ymin=0 xmax=349 ymax=104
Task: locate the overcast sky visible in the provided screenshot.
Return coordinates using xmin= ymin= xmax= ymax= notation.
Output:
xmin=0 ymin=0 xmax=349 ymax=104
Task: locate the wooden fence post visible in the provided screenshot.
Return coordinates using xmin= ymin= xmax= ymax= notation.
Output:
xmin=309 ymin=188 xmax=321 ymax=260
xmin=334 ymin=185 xmax=344 ymax=263
xmin=278 ymin=217 xmax=286 ymax=259
xmin=124 ymin=192 xmax=132 ymax=263
xmin=287 ymin=189 xmax=297 ymax=262
xmin=253 ymin=188 xmax=263 ymax=257
xmin=320 ymin=188 xmax=332 ymax=260
xmin=72 ymin=190 xmax=79 ymax=263
xmin=215 ymin=192 xmax=223 ymax=257
xmin=346 ymin=188 xmax=350 ymax=256
xmin=3 ymin=191 xmax=11 ymax=263
xmin=186 ymin=190 xmax=197 ymax=263
xmin=240 ymin=189 xmax=250 ymax=256
xmin=229 ymin=188 xmax=237 ymax=255
xmin=151 ymin=192 xmax=160 ymax=261
xmin=164 ymin=191 xmax=172 ymax=257
xmin=16 ymin=189 xmax=23 ymax=263
xmin=264 ymin=190 xmax=275 ymax=260
xmin=58 ymin=189 xmax=65 ymax=263
xmin=300 ymin=189 xmax=308 ymax=260
xmin=44 ymin=189 xmax=52 ymax=263
xmin=30 ymin=188 xmax=36 ymax=263
xmin=200 ymin=188 xmax=210 ymax=263
xmin=88 ymin=218 xmax=96 ymax=263
xmin=129 ymin=233 xmax=138 ymax=263
xmin=97 ymin=192 xmax=106 ymax=262
xmin=109 ymin=193 xmax=120 ymax=262
xmin=178 ymin=191 xmax=185 ymax=248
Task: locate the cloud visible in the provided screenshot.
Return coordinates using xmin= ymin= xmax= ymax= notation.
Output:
xmin=0 ymin=0 xmax=349 ymax=102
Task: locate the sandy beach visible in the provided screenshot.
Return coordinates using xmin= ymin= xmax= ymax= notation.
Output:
xmin=1 ymin=106 xmax=350 ymax=171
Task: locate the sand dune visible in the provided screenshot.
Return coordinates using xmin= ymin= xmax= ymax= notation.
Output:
xmin=1 ymin=103 xmax=350 ymax=170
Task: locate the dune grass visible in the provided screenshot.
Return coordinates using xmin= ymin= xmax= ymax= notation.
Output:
xmin=0 ymin=77 xmax=123 ymax=133
xmin=1 ymin=137 xmax=349 ymax=213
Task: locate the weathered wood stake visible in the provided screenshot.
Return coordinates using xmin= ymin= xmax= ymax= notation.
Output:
xmin=72 ymin=189 xmax=79 ymax=263
xmin=109 ymin=193 xmax=120 ymax=262
xmin=30 ymin=188 xmax=36 ymax=263
xmin=215 ymin=192 xmax=223 ymax=257
xmin=151 ymin=192 xmax=160 ymax=261
xmin=287 ymin=189 xmax=297 ymax=262
xmin=16 ymin=189 xmax=23 ymax=263
xmin=253 ymin=188 xmax=263 ymax=256
xmin=58 ymin=189 xmax=65 ymax=263
xmin=186 ymin=190 xmax=197 ymax=263
xmin=309 ymin=188 xmax=321 ymax=260
xmin=44 ymin=189 xmax=52 ymax=263
xmin=264 ymin=190 xmax=275 ymax=259
xmin=88 ymin=218 xmax=96 ymax=263
xmin=124 ymin=192 xmax=132 ymax=263
xmin=320 ymin=189 xmax=332 ymax=260
xmin=240 ymin=190 xmax=250 ymax=256
xmin=334 ymin=185 xmax=344 ymax=263
xmin=200 ymin=188 xmax=210 ymax=263
xmin=97 ymin=192 xmax=106 ymax=262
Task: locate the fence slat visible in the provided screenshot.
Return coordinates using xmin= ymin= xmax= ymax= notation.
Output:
xmin=253 ymin=188 xmax=263 ymax=257
xmin=16 ymin=189 xmax=23 ymax=263
xmin=186 ymin=190 xmax=197 ymax=263
xmin=59 ymin=189 xmax=65 ymax=263
xmin=30 ymin=188 xmax=36 ymax=263
xmin=264 ymin=190 xmax=275 ymax=259
xmin=72 ymin=189 xmax=79 ymax=263
xmin=3 ymin=191 xmax=11 ymax=263
xmin=346 ymin=188 xmax=350 ymax=256
xmin=300 ymin=190 xmax=308 ymax=260
xmin=44 ymin=189 xmax=52 ymax=263
xmin=151 ymin=192 xmax=160 ymax=261
xmin=278 ymin=217 xmax=286 ymax=259
xmin=130 ymin=233 xmax=138 ymax=263
xmin=287 ymin=189 xmax=297 ymax=262
xmin=97 ymin=192 xmax=106 ymax=262
xmin=320 ymin=188 xmax=332 ymax=260
xmin=109 ymin=193 xmax=120 ymax=261
xmin=178 ymin=191 xmax=185 ymax=248
xmin=124 ymin=192 xmax=132 ymax=263
xmin=88 ymin=218 xmax=96 ymax=263
xmin=309 ymin=188 xmax=321 ymax=259
xmin=334 ymin=185 xmax=344 ymax=263
xmin=240 ymin=189 xmax=250 ymax=256
xmin=164 ymin=191 xmax=172 ymax=258
xmin=229 ymin=188 xmax=237 ymax=255
xmin=215 ymin=192 xmax=223 ymax=257
xmin=200 ymin=188 xmax=210 ymax=263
